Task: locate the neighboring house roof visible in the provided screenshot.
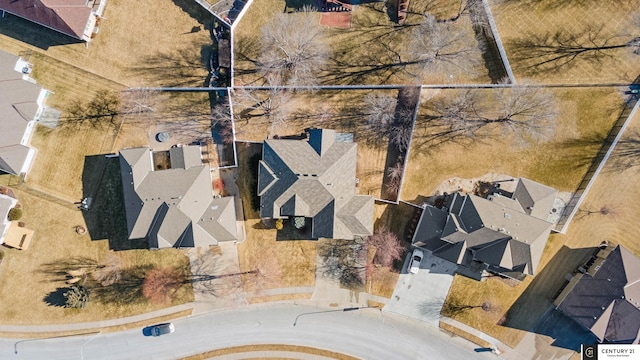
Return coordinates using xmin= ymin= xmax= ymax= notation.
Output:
xmin=258 ymin=128 xmax=374 ymax=240
xmin=555 ymin=245 xmax=640 ymax=343
xmin=119 ymin=145 xmax=237 ymax=248
xmin=0 ymin=50 xmax=43 ymax=175
xmin=0 ymin=0 xmax=96 ymax=41
xmin=412 ymin=178 xmax=557 ymax=279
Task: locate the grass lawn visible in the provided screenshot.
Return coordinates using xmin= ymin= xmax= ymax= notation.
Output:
xmin=0 ymin=189 xmax=193 ymax=325
xmin=0 ymin=0 xmax=213 ymax=88
xmin=233 ymin=0 xmax=488 ymax=85
xmin=402 ymin=88 xmax=625 ymax=201
xmin=496 ymin=107 xmax=640 ymax=340
xmin=27 ymin=122 xmax=119 ymax=202
xmin=232 ymin=89 xmax=401 ymax=199
xmin=490 ymin=0 xmax=640 ymax=83
xmin=235 ymin=142 xmax=317 ymax=296
xmin=439 ymin=98 xmax=640 ymax=348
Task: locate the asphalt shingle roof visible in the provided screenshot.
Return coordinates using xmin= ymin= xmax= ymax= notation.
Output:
xmin=557 ymin=246 xmax=640 ymax=343
xmin=0 ymin=0 xmax=94 ymax=40
xmin=0 ymin=50 xmax=43 ymax=175
xmin=412 ymin=178 xmax=556 ymax=277
xmin=258 ymin=129 xmax=374 ymax=240
xmin=120 ymin=146 xmax=237 ymax=248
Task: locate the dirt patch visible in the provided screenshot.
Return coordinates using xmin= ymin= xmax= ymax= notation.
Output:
xmin=320 ymin=12 xmax=352 ymax=29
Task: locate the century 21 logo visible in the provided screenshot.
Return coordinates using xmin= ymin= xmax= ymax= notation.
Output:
xmin=584 ymin=345 xmax=595 ymax=359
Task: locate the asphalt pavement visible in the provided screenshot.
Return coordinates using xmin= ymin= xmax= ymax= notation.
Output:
xmin=3 ymin=303 xmax=497 ymax=360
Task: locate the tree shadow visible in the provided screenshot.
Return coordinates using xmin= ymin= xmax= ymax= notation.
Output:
xmin=317 ymin=238 xmax=367 ymax=290
xmin=80 ymin=155 xmax=145 ymax=251
xmin=0 ymin=13 xmax=82 ymax=50
xmin=468 ymin=1 xmax=509 ymax=83
xmin=380 ymin=87 xmax=419 ymax=202
xmin=236 ymin=142 xmax=263 ymax=219
xmin=502 ymin=245 xmax=599 ymax=351
xmin=91 ymin=265 xmax=151 ymax=305
xmin=129 ymin=43 xmax=213 ymax=87
xmin=607 ymin=128 xmax=640 ymax=172
xmin=43 ymin=287 xmax=70 ymax=307
xmin=38 ymin=256 xmax=98 ymax=282
xmin=499 ymin=0 xmax=606 ymax=10
xmin=509 ymin=25 xmax=634 ymax=75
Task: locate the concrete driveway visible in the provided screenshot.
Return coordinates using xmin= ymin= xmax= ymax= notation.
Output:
xmin=187 ymin=242 xmax=246 ymax=313
xmin=384 ymin=250 xmax=457 ymax=325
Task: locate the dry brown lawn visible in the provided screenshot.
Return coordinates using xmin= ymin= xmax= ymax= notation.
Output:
xmin=27 ymin=123 xmax=118 ymax=201
xmin=366 ymin=267 xmax=400 ymax=298
xmin=402 ymin=87 xmax=625 ymax=201
xmin=0 ymin=0 xmax=212 ymax=88
xmin=0 ymin=189 xmax=193 ymax=325
xmin=233 ymin=1 xmax=488 ymax=85
xmin=182 ymin=344 xmax=359 ymax=360
xmin=235 ymin=143 xmax=317 ymax=295
xmin=490 ymin=0 xmax=640 ymax=83
xmin=232 ymin=89 xmax=396 ymax=199
xmin=439 ymin=99 xmax=640 ymax=348
xmin=443 ymin=274 xmax=531 ymax=347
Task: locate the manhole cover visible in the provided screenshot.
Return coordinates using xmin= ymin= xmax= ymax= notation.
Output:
xmin=156 ymin=132 xmax=169 ymax=142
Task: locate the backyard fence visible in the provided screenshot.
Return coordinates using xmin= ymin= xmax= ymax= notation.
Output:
xmin=554 ymin=96 xmax=640 ymax=233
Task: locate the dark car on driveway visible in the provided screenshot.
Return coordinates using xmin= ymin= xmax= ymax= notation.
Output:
xmin=148 ymin=323 xmax=174 ymax=337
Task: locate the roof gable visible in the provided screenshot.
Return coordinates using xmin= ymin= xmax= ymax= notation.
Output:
xmin=119 ymin=146 xmax=237 ymax=248
xmin=512 ymin=178 xmax=557 ymax=220
xmin=0 ymin=0 xmax=94 ymax=40
xmin=556 ymin=246 xmax=640 ymax=342
xmin=259 ymin=129 xmax=373 ymax=240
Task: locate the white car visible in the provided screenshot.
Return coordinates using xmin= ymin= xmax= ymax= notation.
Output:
xmin=408 ymin=248 xmax=424 ymax=274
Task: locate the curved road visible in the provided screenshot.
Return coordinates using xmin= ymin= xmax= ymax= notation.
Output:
xmin=3 ymin=304 xmax=496 ymax=360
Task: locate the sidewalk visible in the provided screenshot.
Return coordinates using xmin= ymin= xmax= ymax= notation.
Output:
xmin=0 ymin=303 xmax=194 ymax=333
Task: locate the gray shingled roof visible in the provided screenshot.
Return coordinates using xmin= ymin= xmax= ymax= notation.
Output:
xmin=0 ymin=0 xmax=95 ymax=41
xmin=556 ymin=246 xmax=640 ymax=343
xmin=119 ymin=146 xmax=237 ymax=248
xmin=0 ymin=50 xmax=43 ymax=175
xmin=258 ymin=129 xmax=374 ymax=240
xmin=412 ymin=178 xmax=556 ymax=278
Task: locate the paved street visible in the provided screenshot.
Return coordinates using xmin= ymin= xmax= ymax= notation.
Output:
xmin=3 ymin=303 xmax=496 ymax=360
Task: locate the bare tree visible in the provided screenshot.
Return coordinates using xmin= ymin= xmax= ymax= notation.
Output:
xmin=141 ymin=266 xmax=185 ymax=305
xmin=366 ymin=227 xmax=405 ymax=268
xmin=211 ymin=103 xmax=234 ymax=145
xmin=92 ymin=254 xmax=122 ymax=287
xmin=317 ymin=238 xmax=368 ymax=289
xmin=233 ymin=87 xmax=293 ymax=137
xmin=428 ymin=84 xmax=558 ymax=146
xmin=441 ymin=0 xmax=481 ymax=23
xmin=409 ymin=15 xmax=482 ymax=77
xmin=257 ymin=11 xmax=328 ymax=87
xmin=120 ymin=89 xmax=160 ymax=117
xmin=389 ymin=108 xmax=415 ymax=152
xmin=364 ymin=93 xmax=397 ymax=137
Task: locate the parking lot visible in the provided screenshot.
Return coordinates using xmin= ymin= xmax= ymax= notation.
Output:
xmin=384 ymin=250 xmax=458 ymax=325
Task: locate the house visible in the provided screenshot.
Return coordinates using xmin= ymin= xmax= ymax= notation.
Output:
xmin=258 ymin=128 xmax=374 ymax=240
xmin=554 ymin=244 xmax=640 ymax=344
xmin=412 ymin=178 xmax=557 ymax=280
xmin=119 ymin=145 xmax=237 ymax=249
xmin=0 ymin=50 xmax=49 ymax=176
xmin=0 ymin=190 xmax=34 ymax=250
xmin=0 ymin=0 xmax=106 ymax=42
